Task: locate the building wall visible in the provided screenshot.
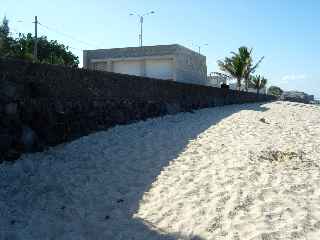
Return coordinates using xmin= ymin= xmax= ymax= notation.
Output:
xmin=145 ymin=58 xmax=174 ymax=79
xmin=83 ymin=45 xmax=207 ymax=85
xmin=113 ymin=60 xmax=142 ymax=76
xmin=90 ymin=56 xmax=176 ymax=80
xmin=174 ymin=47 xmax=207 ymax=85
xmin=229 ymin=83 xmax=267 ymax=94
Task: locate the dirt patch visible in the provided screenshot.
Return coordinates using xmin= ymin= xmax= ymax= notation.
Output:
xmin=258 ymin=150 xmax=304 ymax=163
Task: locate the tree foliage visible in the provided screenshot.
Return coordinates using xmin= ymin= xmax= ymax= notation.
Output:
xmin=0 ymin=16 xmax=13 ymax=57
xmin=0 ymin=17 xmax=79 ymax=67
xmin=0 ymin=16 xmax=9 ymax=37
xmin=217 ymin=51 xmax=246 ymax=91
xmin=238 ymin=47 xmax=264 ymax=91
xmin=217 ymin=46 xmax=264 ymax=91
xmin=249 ymin=75 xmax=268 ymax=95
xmin=268 ymin=86 xmax=283 ymax=97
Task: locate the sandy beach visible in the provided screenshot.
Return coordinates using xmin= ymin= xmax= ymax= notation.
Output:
xmin=1 ymin=101 xmax=320 ymax=239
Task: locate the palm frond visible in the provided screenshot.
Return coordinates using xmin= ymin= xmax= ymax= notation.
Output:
xmin=250 ymin=56 xmax=265 ymax=74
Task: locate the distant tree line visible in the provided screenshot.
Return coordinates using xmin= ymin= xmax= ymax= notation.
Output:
xmin=0 ymin=17 xmax=79 ymax=67
xmin=267 ymin=86 xmax=283 ymax=97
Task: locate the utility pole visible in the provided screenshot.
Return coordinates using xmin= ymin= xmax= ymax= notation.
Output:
xmin=194 ymin=43 xmax=208 ymax=54
xmin=33 ymin=16 xmax=38 ymax=61
xmin=140 ymin=16 xmax=143 ymax=47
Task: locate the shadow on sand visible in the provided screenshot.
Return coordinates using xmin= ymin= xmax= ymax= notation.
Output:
xmin=0 ymin=103 xmax=269 ymax=240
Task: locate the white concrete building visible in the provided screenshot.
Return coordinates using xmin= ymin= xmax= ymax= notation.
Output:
xmin=83 ymin=44 xmax=208 ymax=86
xmin=206 ymin=72 xmax=230 ymax=88
xmin=229 ymin=83 xmax=267 ymax=94
xmin=206 ymin=72 xmax=267 ymax=93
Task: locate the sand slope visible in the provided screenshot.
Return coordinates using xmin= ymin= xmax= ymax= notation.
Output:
xmin=1 ymin=102 xmax=320 ymax=239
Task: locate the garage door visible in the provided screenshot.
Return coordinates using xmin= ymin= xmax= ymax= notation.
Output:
xmin=93 ymin=62 xmax=107 ymax=71
xmin=113 ymin=61 xmax=142 ymax=76
xmin=145 ymin=59 xmax=173 ymax=80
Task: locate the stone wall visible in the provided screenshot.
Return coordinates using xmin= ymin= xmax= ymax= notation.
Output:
xmin=0 ymin=58 xmax=275 ymax=161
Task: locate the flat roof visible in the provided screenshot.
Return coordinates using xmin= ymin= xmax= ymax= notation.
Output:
xmin=84 ymin=44 xmax=205 ymax=59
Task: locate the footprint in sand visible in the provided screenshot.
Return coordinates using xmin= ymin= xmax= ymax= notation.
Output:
xmin=258 ymin=188 xmax=277 ymax=201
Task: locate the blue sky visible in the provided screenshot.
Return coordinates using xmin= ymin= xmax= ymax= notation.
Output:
xmin=1 ymin=0 xmax=319 ymax=98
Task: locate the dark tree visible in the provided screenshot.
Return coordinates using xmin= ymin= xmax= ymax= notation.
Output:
xmin=0 ymin=16 xmax=13 ymax=57
xmin=268 ymin=86 xmax=283 ymax=97
xmin=0 ymin=16 xmax=9 ymax=37
xmin=0 ymin=17 xmax=79 ymax=67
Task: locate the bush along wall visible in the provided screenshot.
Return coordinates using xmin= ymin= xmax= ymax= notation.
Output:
xmin=0 ymin=58 xmax=275 ymax=161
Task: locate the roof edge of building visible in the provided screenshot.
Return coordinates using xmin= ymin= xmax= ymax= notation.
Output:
xmin=84 ymin=44 xmax=181 ymax=52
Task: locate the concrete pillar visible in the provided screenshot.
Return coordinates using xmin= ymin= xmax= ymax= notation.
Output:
xmin=107 ymin=60 xmax=113 ymax=72
xmin=141 ymin=59 xmax=146 ymax=77
xmin=172 ymin=56 xmax=177 ymax=81
xmin=83 ymin=51 xmax=88 ymax=69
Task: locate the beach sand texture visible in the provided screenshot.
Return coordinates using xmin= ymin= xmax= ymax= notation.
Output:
xmin=1 ymin=101 xmax=320 ymax=239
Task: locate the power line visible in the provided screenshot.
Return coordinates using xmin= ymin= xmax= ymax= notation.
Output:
xmin=10 ymin=28 xmax=21 ymax=36
xmin=8 ymin=17 xmax=100 ymax=57
xmin=67 ymin=46 xmax=83 ymax=52
xmin=38 ymin=22 xmax=99 ymax=49
xmin=10 ymin=17 xmax=102 ymax=51
xmin=9 ymin=27 xmax=84 ymax=53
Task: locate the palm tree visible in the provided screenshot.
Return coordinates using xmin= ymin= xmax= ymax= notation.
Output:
xmin=217 ymin=53 xmax=246 ymax=91
xmin=237 ymin=47 xmax=264 ymax=92
xmin=250 ymin=75 xmax=268 ymax=95
xmin=218 ymin=46 xmax=264 ymax=91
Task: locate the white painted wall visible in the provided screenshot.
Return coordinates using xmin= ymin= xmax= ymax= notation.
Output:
xmin=229 ymin=83 xmax=267 ymax=94
xmin=113 ymin=61 xmax=142 ymax=76
xmin=92 ymin=58 xmax=175 ymax=80
xmin=145 ymin=59 xmax=173 ymax=80
xmin=207 ymin=76 xmax=226 ymax=87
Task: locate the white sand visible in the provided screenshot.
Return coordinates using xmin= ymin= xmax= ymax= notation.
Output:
xmin=1 ymin=101 xmax=320 ymax=239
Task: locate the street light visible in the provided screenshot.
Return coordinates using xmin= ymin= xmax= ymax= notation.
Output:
xmin=193 ymin=43 xmax=208 ymax=54
xmin=130 ymin=11 xmax=155 ymax=47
